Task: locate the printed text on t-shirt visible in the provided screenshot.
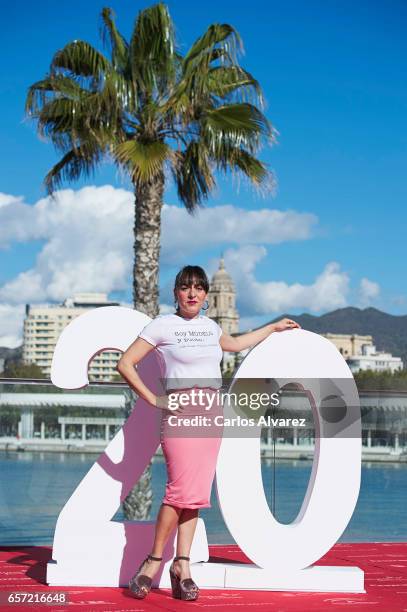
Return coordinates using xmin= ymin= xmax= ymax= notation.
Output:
xmin=174 ymin=329 xmax=217 ymax=347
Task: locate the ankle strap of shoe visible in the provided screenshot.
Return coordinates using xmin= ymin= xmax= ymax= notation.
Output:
xmin=148 ymin=554 xmax=162 ymax=561
xmin=174 ymin=555 xmax=190 ymax=561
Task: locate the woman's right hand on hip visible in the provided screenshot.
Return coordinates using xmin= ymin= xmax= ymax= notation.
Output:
xmin=154 ymin=395 xmax=183 ymax=414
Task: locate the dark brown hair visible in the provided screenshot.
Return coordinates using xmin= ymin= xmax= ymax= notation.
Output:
xmin=174 ymin=265 xmax=209 ymax=294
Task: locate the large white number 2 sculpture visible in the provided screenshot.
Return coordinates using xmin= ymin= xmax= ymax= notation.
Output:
xmin=46 ymin=306 xmax=365 ymax=593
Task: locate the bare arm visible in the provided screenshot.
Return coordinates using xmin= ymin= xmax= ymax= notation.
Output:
xmin=219 ymin=318 xmax=301 ymax=353
xmin=116 ymin=337 xmax=158 ymax=407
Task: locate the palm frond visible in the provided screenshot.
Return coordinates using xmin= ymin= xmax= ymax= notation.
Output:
xmin=26 ymin=68 xmax=130 ymax=156
xmin=183 ymin=24 xmax=242 ymax=72
xmin=129 ymin=2 xmax=176 ymax=96
xmin=206 ymin=103 xmax=270 ymax=135
xmin=35 ymin=88 xmax=119 ymax=151
xmin=171 ymin=141 xmax=215 ymax=210
xmin=113 ymin=140 xmax=171 ymax=182
xmin=203 ymin=103 xmax=273 ymax=155
xmin=43 ymin=141 xmax=104 ymax=195
xmin=206 ymin=66 xmax=263 ymax=105
xmin=229 ymin=149 xmax=271 ymax=186
xmin=51 ymin=40 xmax=111 ymax=85
xmin=37 ymin=96 xmax=82 ymax=143
xmin=25 ymin=75 xmax=87 ymax=116
xmin=99 ymin=7 xmax=130 ymax=75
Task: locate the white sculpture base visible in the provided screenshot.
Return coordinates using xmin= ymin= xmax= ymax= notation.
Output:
xmin=159 ymin=561 xmax=365 ymax=593
xmin=48 ymin=558 xmax=365 ymax=593
xmin=46 ymin=517 xmax=364 ymax=593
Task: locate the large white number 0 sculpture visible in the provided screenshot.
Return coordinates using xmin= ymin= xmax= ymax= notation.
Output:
xmin=46 ymin=306 xmax=365 ymax=593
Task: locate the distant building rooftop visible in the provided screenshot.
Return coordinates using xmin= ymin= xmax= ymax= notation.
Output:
xmin=25 ymin=293 xmax=132 ymax=314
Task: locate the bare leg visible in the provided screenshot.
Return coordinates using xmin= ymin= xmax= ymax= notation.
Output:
xmin=173 ymin=508 xmax=199 ymax=580
xmin=137 ymin=503 xmax=181 ymax=579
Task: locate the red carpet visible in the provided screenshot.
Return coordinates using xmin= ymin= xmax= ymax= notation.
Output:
xmin=0 ymin=543 xmax=406 ymax=611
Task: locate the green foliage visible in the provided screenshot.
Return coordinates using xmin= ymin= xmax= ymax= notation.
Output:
xmin=25 ymin=2 xmax=275 ymax=204
xmin=3 ymin=361 xmax=46 ymax=379
xmin=354 ymin=368 xmax=407 ymax=391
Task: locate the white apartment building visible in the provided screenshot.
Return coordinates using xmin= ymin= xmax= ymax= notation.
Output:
xmin=347 ymin=344 xmax=403 ymax=374
xmin=23 ymin=293 xmax=129 ymax=381
xmin=320 ymin=333 xmax=403 ymax=372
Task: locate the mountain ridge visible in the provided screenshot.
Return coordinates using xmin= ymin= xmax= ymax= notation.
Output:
xmin=266 ymin=306 xmax=407 ymax=364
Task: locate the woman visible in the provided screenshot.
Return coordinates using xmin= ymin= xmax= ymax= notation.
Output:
xmin=117 ymin=265 xmax=300 ymax=601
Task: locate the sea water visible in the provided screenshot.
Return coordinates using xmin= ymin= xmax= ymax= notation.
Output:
xmin=0 ymin=450 xmax=405 ymax=546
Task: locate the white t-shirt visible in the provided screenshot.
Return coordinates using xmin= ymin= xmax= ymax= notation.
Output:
xmin=138 ymin=313 xmax=223 ymax=390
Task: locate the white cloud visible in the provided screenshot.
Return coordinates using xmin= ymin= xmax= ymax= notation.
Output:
xmin=0 ymin=303 xmax=26 ymax=348
xmin=161 ymin=203 xmax=318 ymax=263
xmin=0 ymin=193 xmax=25 ymax=209
xmin=358 ymin=277 xmax=380 ymax=307
xmin=0 ymin=186 xmax=133 ymax=304
xmin=209 ymin=247 xmax=350 ymax=315
xmin=0 ymin=185 xmax=356 ymax=347
xmin=0 ymin=193 xmax=40 ymax=244
xmin=0 ymin=186 xmax=136 ymax=347
xmin=0 ymin=190 xmax=317 ymax=306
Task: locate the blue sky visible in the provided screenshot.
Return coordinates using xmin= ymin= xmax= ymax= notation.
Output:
xmin=1 ymin=0 xmax=407 ymax=346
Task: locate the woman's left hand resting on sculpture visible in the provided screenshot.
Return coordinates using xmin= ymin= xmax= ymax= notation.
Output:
xmin=219 ymin=317 xmax=301 ymax=352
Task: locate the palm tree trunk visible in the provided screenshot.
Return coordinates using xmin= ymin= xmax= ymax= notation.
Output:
xmin=133 ymin=172 xmax=164 ymax=318
xmin=122 ymin=171 xmax=165 ymax=521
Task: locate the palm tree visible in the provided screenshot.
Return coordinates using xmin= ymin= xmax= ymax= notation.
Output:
xmin=25 ymin=2 xmax=276 ymax=519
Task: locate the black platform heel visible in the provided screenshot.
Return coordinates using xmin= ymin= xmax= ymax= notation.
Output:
xmin=169 ymin=555 xmax=200 ymax=601
xmin=128 ymin=554 xmax=162 ymax=599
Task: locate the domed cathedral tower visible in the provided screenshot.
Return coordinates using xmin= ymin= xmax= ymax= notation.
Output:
xmin=206 ymin=256 xmax=239 ymax=335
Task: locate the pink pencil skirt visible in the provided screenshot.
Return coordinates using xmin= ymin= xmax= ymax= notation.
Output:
xmin=160 ymin=387 xmax=224 ymax=509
